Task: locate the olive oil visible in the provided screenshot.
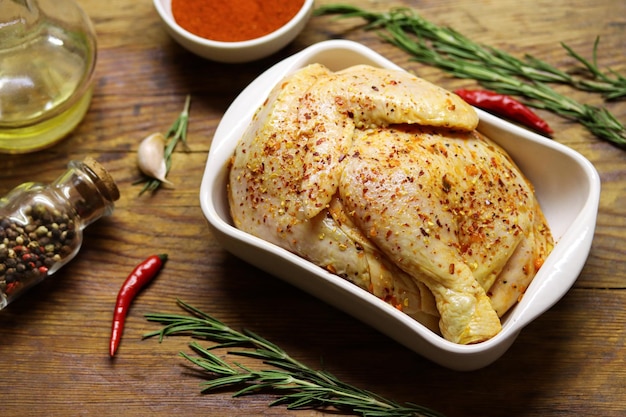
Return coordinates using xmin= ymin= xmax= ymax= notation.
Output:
xmin=0 ymin=88 xmax=93 ymax=153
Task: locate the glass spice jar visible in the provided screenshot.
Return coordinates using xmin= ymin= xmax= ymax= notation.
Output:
xmin=0 ymin=0 xmax=97 ymax=153
xmin=0 ymin=157 xmax=120 ymax=309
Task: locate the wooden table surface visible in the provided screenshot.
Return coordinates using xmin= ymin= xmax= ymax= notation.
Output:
xmin=2 ymin=0 xmax=625 ymax=416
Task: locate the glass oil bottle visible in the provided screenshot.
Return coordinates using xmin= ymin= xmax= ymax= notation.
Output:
xmin=0 ymin=0 xmax=97 ymax=153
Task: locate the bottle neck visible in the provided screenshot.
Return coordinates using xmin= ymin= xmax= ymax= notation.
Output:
xmin=0 ymin=0 xmax=40 ymax=45
xmin=51 ymin=159 xmax=120 ymax=228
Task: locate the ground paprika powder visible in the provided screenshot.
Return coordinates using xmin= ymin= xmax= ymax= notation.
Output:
xmin=172 ymin=0 xmax=305 ymax=42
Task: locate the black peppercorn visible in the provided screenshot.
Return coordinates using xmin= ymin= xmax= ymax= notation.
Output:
xmin=0 ymin=203 xmax=79 ymax=299
xmin=0 ymin=157 xmax=119 ymax=309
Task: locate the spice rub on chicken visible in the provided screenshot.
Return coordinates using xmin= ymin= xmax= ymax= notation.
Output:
xmin=228 ymin=64 xmax=553 ymax=344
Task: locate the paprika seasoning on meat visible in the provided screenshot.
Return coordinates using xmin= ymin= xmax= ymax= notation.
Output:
xmin=172 ymin=0 xmax=305 ymax=42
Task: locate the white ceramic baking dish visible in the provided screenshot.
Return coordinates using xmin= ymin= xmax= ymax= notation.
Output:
xmin=199 ymin=40 xmax=601 ymax=371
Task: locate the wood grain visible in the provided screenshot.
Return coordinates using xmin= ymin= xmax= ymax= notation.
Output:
xmin=1 ymin=0 xmax=625 ymax=416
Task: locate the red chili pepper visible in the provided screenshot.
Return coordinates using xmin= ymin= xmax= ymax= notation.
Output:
xmin=454 ymin=89 xmax=553 ymax=136
xmin=109 ymin=253 xmax=167 ymax=357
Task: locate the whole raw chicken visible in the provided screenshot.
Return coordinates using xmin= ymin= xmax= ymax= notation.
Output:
xmin=228 ymin=64 xmax=553 ymax=344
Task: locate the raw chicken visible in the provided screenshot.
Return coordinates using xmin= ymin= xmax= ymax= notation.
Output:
xmin=228 ymin=64 xmax=553 ymax=344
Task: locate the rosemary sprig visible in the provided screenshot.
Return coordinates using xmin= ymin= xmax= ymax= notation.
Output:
xmin=144 ymin=300 xmax=446 ymax=417
xmin=135 ymin=95 xmax=191 ymax=195
xmin=561 ymin=37 xmax=626 ymax=100
xmin=314 ymin=5 xmax=626 ymax=148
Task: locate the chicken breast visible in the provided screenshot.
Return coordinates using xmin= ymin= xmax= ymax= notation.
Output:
xmin=228 ymin=63 xmax=553 ymax=344
xmin=340 ymin=126 xmax=552 ymax=343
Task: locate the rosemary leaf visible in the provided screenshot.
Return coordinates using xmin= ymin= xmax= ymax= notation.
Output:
xmin=561 ymin=37 xmax=626 ymax=98
xmin=144 ymin=300 xmax=446 ymax=417
xmin=314 ymin=5 xmax=626 ymax=148
xmin=180 ymin=347 xmax=239 ymax=376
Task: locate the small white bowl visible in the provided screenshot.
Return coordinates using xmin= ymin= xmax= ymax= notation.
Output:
xmin=153 ymin=0 xmax=314 ymax=63
xmin=199 ymin=40 xmax=601 ymax=370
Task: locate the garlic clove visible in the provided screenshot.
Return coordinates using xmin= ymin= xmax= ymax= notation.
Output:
xmin=137 ymin=132 xmax=173 ymax=186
